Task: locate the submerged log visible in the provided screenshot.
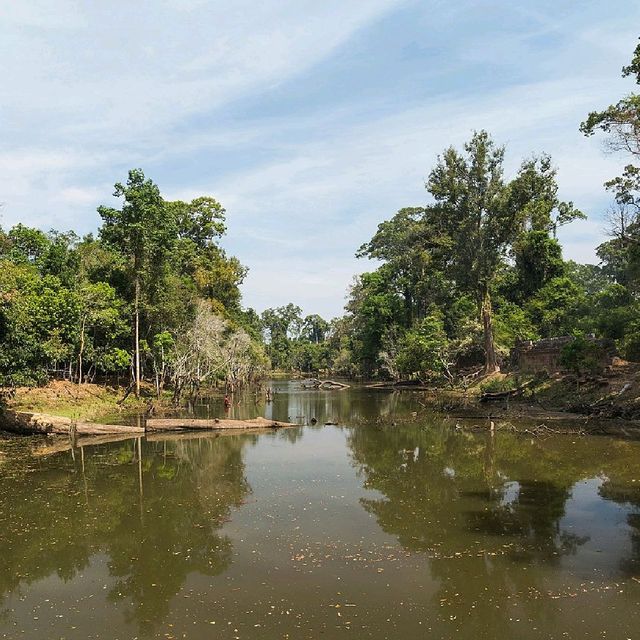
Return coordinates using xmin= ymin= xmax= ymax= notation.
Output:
xmin=145 ymin=416 xmax=297 ymax=431
xmin=31 ymin=422 xmax=299 ymax=458
xmin=0 ymin=410 xmax=144 ymax=436
xmin=365 ymin=380 xmax=430 ymax=390
xmin=393 ymin=379 xmax=426 ymax=388
xmin=145 ymin=428 xmax=278 ymax=443
xmin=479 ymin=388 xmax=521 ymax=402
xmin=31 ymin=433 xmax=140 ymax=457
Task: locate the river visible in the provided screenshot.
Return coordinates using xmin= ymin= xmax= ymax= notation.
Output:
xmin=1 ymin=380 xmax=640 ymax=638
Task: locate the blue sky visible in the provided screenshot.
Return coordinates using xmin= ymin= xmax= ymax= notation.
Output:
xmin=1 ymin=1 xmax=639 ymax=318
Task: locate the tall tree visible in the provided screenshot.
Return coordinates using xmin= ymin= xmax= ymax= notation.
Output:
xmin=75 ymin=282 xmax=126 ymax=384
xmin=581 ymin=39 xmax=640 ymax=291
xmin=357 ymin=207 xmax=433 ymax=326
xmin=425 ymin=131 xmax=514 ymax=372
xmin=580 ymin=38 xmax=640 ymax=158
xmin=507 ymin=155 xmax=584 ymax=237
xmin=169 ymin=196 xmax=226 ymax=248
xmin=98 ymin=169 xmax=176 ymax=396
xmin=425 ymin=134 xmax=582 ymax=371
xmin=513 ymin=231 xmax=565 ymax=300
xmin=260 ymin=304 xmax=302 ymax=369
xmin=345 ymin=268 xmax=404 ymax=375
xmin=301 ymin=314 xmax=330 ymax=344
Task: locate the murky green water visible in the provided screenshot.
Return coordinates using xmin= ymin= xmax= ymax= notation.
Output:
xmin=2 ymin=381 xmax=640 ymax=639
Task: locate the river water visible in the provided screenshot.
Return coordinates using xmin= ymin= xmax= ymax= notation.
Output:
xmin=1 ymin=380 xmax=640 ymax=639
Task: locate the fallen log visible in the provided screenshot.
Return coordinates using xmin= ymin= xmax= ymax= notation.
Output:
xmin=480 ymin=380 xmax=534 ymax=403
xmin=300 ymin=379 xmax=350 ymax=390
xmin=480 ymin=388 xmax=521 ymax=402
xmin=365 ymin=380 xmax=430 ymax=390
xmin=393 ymin=379 xmax=425 ymax=388
xmin=0 ymin=410 xmax=144 ymax=436
xmin=145 ymin=416 xmax=297 ymax=431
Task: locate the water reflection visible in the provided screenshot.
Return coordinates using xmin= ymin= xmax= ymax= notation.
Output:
xmin=599 ymin=478 xmax=640 ymax=577
xmin=3 ymin=383 xmax=640 ymax=639
xmin=348 ymin=426 xmax=585 ymax=558
xmin=187 ymin=379 xmax=426 ymax=426
xmin=347 ymin=423 xmax=640 ymax=637
xmin=0 ymin=433 xmax=251 ymax=635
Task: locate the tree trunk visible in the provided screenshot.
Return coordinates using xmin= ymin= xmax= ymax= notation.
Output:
xmin=404 ymin=287 xmax=413 ymax=328
xmin=78 ymin=316 xmax=86 ymax=385
xmin=134 ymin=274 xmax=141 ymax=398
xmin=481 ymin=288 xmax=499 ymax=373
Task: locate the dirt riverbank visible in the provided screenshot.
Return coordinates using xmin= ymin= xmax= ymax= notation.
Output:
xmin=468 ymin=359 xmax=640 ymax=421
xmin=6 ymin=380 xmax=151 ymax=421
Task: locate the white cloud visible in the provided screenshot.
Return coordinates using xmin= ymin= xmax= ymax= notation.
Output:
xmin=59 ymin=186 xmax=103 ymax=206
xmin=0 ymin=0 xmax=403 ymax=143
xmin=0 ymin=0 xmax=406 ymax=243
xmin=1 ymin=1 xmax=638 ymax=317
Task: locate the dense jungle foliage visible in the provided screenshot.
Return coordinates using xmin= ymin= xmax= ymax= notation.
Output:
xmin=1 ymin=43 xmax=640 ymax=388
xmin=264 ymin=41 xmax=640 ymax=380
xmin=0 ymin=170 xmax=269 ymax=394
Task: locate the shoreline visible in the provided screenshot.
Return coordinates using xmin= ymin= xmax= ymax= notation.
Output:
xmin=1 ymin=370 xmax=639 ymax=442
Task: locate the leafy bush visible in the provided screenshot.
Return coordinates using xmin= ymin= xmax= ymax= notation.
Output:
xmin=526 ymin=276 xmax=586 ymax=337
xmin=494 ymin=300 xmax=538 ymax=348
xmin=396 ymin=315 xmax=448 ymax=380
xmin=620 ymin=319 xmax=640 ymax=362
xmin=479 ymin=376 xmax=518 ymax=394
xmin=560 ymin=336 xmax=605 ymax=375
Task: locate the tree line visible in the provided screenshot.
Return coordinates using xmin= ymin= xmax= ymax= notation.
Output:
xmin=0 ymin=169 xmax=268 ymax=396
xmin=265 ymin=41 xmax=640 ymax=380
xmin=2 ymin=42 xmax=639 ymax=388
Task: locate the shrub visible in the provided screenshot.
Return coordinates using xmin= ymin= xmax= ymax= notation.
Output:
xmin=560 ymin=336 xmax=604 ymax=375
xmin=479 ymin=376 xmax=518 ymax=394
xmin=620 ymin=320 xmax=640 ymax=362
xmin=396 ymin=315 xmax=448 ymax=380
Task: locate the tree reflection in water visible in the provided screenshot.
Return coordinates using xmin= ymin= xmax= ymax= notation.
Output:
xmin=3 ymin=390 xmax=640 ymax=640
xmin=599 ymin=478 xmax=640 ymax=577
xmin=0 ymin=433 xmax=251 ymax=635
xmin=346 ymin=424 xmax=615 ymax=637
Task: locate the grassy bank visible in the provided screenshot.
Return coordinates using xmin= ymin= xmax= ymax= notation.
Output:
xmin=8 ymin=380 xmax=155 ymax=423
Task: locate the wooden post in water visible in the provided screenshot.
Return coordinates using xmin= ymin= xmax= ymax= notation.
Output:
xmin=485 ymin=421 xmax=497 ymax=487
xmin=69 ymin=419 xmax=77 ymax=462
xmin=137 ymin=437 xmax=145 ymax=524
xmin=70 ymin=419 xmax=77 ymax=440
xmin=80 ymin=446 xmax=89 ymax=506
